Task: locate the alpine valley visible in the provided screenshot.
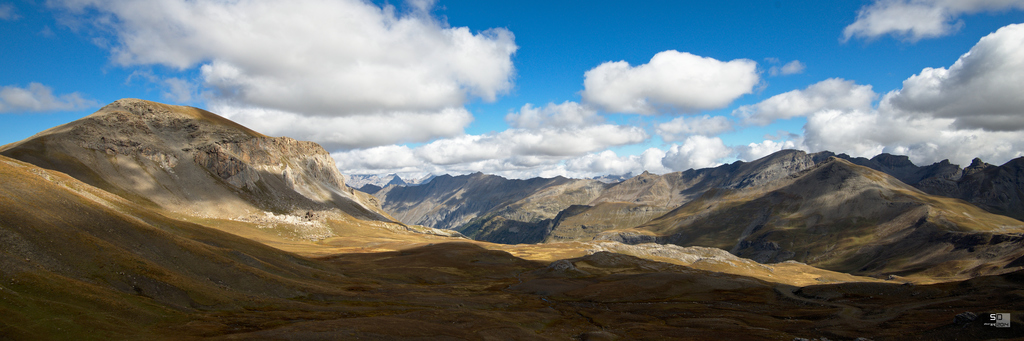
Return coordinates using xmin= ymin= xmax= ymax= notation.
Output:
xmin=2 ymin=99 xmax=1022 ymax=340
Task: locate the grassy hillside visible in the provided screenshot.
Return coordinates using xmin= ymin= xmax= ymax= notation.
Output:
xmin=0 ymin=155 xmax=365 ymax=339
xmin=615 ymin=158 xmax=1024 ymax=281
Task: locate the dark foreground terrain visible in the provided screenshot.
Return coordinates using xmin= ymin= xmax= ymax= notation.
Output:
xmin=182 ymin=243 xmax=1024 ymax=341
xmin=4 ymin=230 xmax=1024 ymax=340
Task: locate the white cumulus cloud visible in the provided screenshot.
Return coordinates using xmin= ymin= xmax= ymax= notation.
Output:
xmin=843 ymin=0 xmax=1024 ymax=42
xmin=52 ymin=0 xmax=516 ymax=115
xmin=565 ymin=150 xmax=644 ymax=177
xmin=734 ymin=78 xmax=877 ymax=125
xmin=211 ymin=104 xmax=474 ymax=150
xmin=661 ymin=135 xmax=732 ymax=171
xmin=565 ymin=148 xmax=672 ymax=178
xmin=802 ymin=109 xmax=1024 ymax=166
xmin=736 ymin=139 xmax=804 ymax=162
xmin=0 ymin=82 xmax=98 ymax=113
xmin=334 ymin=101 xmax=649 ymax=177
xmin=161 ymin=77 xmax=197 ymax=103
xmin=797 ymin=23 xmax=1024 ymax=166
xmin=883 ymin=22 xmax=1024 ymax=131
xmin=505 ymin=101 xmax=602 ymax=129
xmin=51 ymin=0 xmax=517 ymax=150
xmin=656 ymin=115 xmax=734 ymax=142
xmin=506 ymin=124 xmax=649 ymax=157
xmin=581 ymin=50 xmax=759 ymax=114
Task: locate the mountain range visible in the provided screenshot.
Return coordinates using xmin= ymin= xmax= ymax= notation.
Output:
xmin=371 ymin=149 xmax=1024 ymax=281
xmin=1 ymin=99 xmax=1021 ymax=339
xmin=347 ymin=173 xmax=438 ymax=193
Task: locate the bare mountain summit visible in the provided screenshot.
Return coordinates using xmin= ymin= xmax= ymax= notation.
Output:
xmin=0 ymin=99 xmax=396 ymax=241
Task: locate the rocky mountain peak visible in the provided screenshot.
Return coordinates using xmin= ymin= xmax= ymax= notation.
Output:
xmin=870 ymin=153 xmax=916 ymax=168
xmin=964 ymin=157 xmax=995 ymax=176
xmin=385 ymin=174 xmax=408 ymax=186
xmin=1 ymin=99 xmax=393 ymax=224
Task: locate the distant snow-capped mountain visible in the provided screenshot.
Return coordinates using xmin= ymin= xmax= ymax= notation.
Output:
xmin=347 ymin=173 xmax=437 ymax=190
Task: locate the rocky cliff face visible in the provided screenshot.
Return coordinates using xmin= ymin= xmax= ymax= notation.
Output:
xmin=826 ymin=152 xmax=963 ymax=186
xmin=1 ymin=99 xmax=393 ymax=239
xmin=937 ymin=157 xmax=1024 ymax=220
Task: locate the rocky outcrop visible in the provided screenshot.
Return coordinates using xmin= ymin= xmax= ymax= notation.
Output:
xmin=823 ymin=152 xmax=965 ymax=186
xmin=940 ymin=157 xmax=1024 ymax=220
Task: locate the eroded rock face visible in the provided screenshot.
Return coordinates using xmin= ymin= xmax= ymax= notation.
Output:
xmin=947 ymin=158 xmax=1024 ymax=220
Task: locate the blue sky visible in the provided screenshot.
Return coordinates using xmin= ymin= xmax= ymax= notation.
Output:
xmin=2 ymin=0 xmax=1024 ymax=179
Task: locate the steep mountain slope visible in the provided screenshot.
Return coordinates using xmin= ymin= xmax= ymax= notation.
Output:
xmin=538 ymin=150 xmax=827 ymax=241
xmin=0 ymin=99 xmax=400 ymax=242
xmin=380 ymin=150 xmax=1024 ymax=264
xmin=373 ymin=172 xmax=599 ymax=233
xmin=608 ymin=158 xmax=1024 ymax=281
xmin=0 ymin=155 xmax=370 ymax=339
xmin=832 ymin=152 xmax=1024 ymax=220
xmin=834 ymin=152 xmax=964 ymax=186
xmin=918 ymin=157 xmax=1024 ymax=221
xmin=377 ymin=150 xmax=831 ymax=244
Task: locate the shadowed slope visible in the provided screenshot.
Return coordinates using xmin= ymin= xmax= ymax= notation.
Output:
xmin=928 ymin=157 xmax=1024 ymax=221
xmin=833 ymin=152 xmax=1024 ymax=220
xmin=613 ymin=157 xmax=1024 ymax=281
xmin=374 ymin=172 xmax=592 ymax=232
xmin=384 ymin=150 xmax=830 ymax=244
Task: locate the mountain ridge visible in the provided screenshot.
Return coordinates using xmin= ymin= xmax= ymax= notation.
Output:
xmin=607 ymin=157 xmax=1024 ymax=280
xmin=374 ymin=151 xmax=1024 ymax=281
